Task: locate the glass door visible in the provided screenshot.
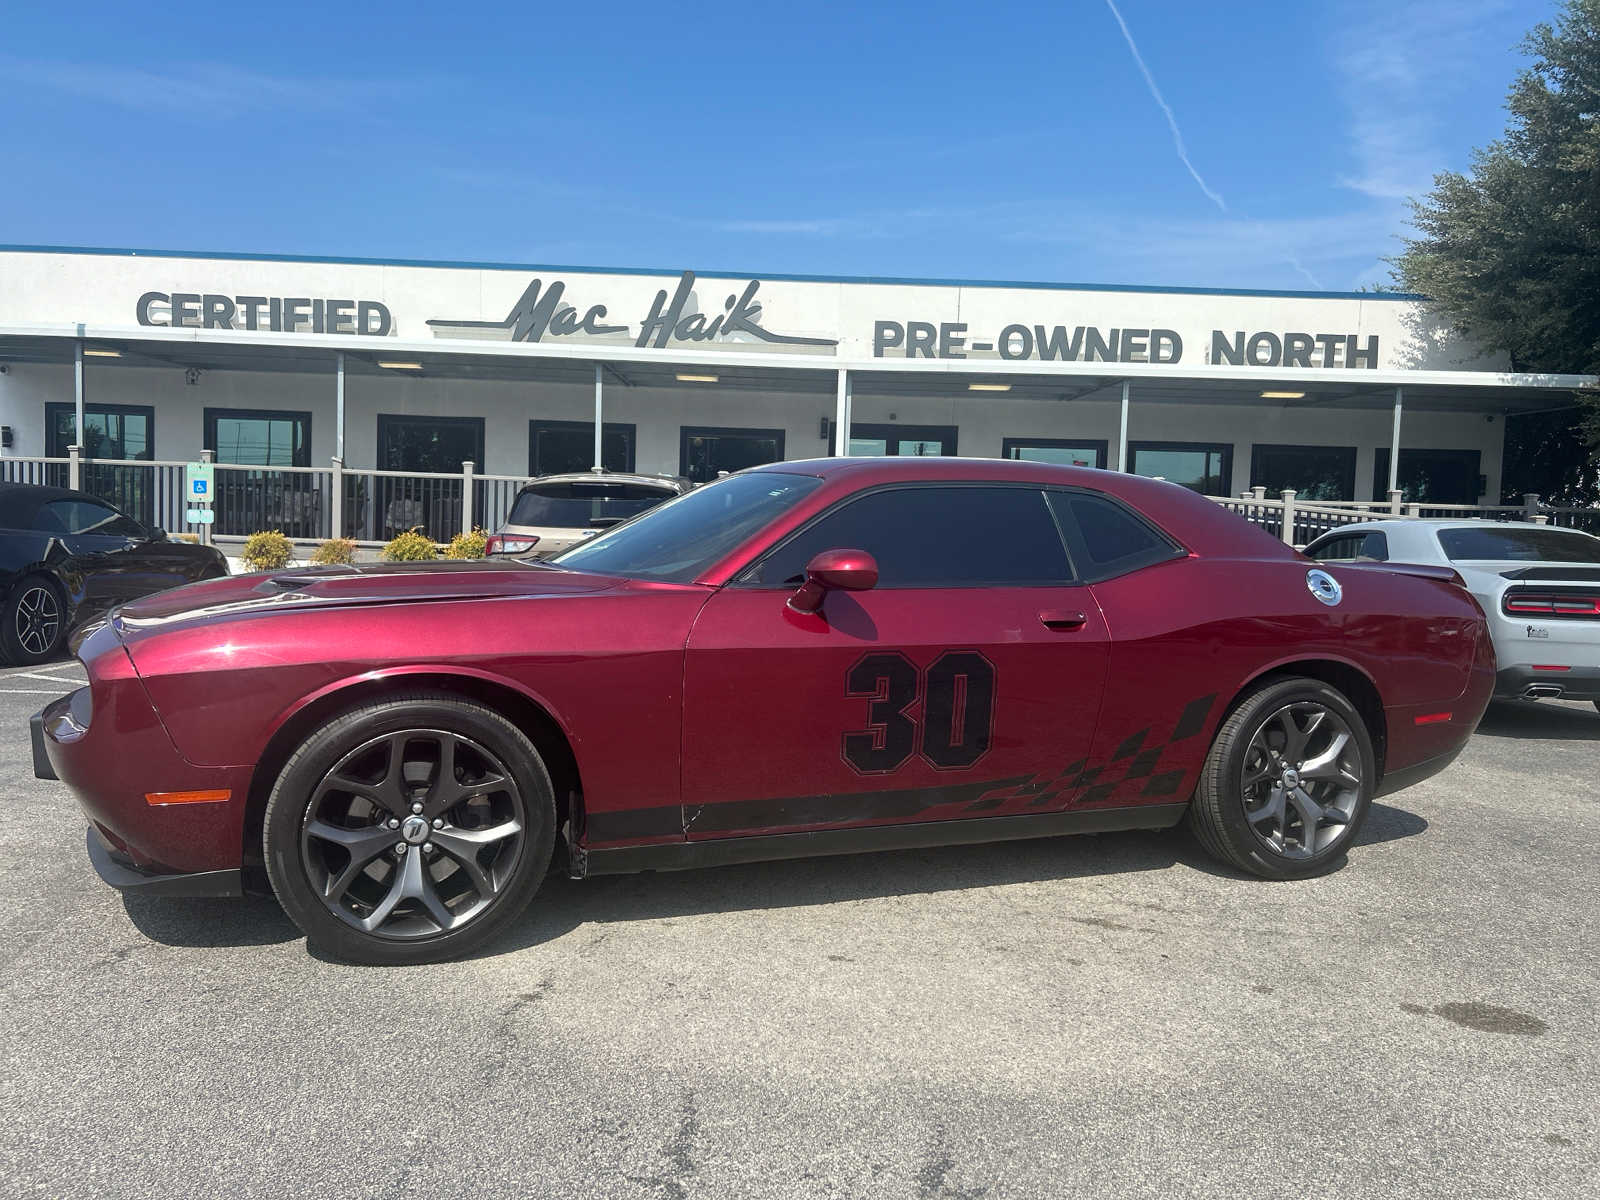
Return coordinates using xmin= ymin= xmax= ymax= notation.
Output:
xmin=846 ymin=423 xmax=958 ymax=457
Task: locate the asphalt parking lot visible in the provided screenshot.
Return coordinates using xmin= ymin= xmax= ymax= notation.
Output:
xmin=1 ymin=661 xmax=1596 ymax=1199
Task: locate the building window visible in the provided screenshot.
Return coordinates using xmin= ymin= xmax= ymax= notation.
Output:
xmin=371 ymin=414 xmax=487 ymax=542
xmin=1373 ymin=448 xmax=1484 ymax=504
xmin=846 ymin=423 xmax=958 ymax=457
xmin=680 ymin=426 xmax=786 ymax=484
xmin=45 ymin=402 xmax=154 ymax=460
xmin=1249 ymin=444 xmax=1356 ymax=501
xmin=1001 ymin=438 xmax=1107 ymax=469
xmin=44 ymin=402 xmax=157 ymax=524
xmin=529 ymin=420 xmax=636 ymax=476
xmin=204 ymin=408 xmax=312 ymax=467
xmin=1128 ymin=441 xmax=1231 ymax=495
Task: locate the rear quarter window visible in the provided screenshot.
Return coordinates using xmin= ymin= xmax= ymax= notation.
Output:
xmin=1046 ymin=491 xmax=1182 ymax=582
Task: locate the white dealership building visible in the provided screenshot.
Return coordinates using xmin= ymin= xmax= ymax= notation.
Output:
xmin=0 ymin=244 xmax=1591 ymax=541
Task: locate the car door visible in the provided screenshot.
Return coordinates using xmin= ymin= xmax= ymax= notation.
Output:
xmin=40 ymin=497 xmax=179 ymax=616
xmin=680 ymin=483 xmax=1113 ymax=840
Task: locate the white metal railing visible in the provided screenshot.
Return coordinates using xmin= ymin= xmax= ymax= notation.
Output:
xmin=4 ymin=449 xmax=1597 ymax=548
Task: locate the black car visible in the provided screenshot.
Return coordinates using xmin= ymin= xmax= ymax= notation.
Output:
xmin=0 ymin=483 xmax=228 ymax=665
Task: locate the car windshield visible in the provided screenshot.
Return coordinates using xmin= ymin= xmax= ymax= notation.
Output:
xmin=1437 ymin=526 xmax=1600 ymax=563
xmin=507 ymin=479 xmax=676 ymax=529
xmin=548 ymin=471 xmax=823 ymax=582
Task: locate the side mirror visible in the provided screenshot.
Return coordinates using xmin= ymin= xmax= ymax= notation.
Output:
xmin=787 ymin=548 xmax=879 ymax=614
xmin=147 ymin=526 xmax=167 ymax=542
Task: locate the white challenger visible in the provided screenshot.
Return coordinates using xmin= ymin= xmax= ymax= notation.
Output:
xmin=1304 ymin=520 xmax=1600 ymax=711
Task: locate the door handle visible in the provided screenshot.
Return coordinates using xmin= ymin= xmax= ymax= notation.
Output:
xmin=1039 ymin=610 xmax=1087 ymax=631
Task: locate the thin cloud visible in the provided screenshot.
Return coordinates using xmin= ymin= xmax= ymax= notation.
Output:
xmin=0 ymin=56 xmax=431 ymax=120
xmin=1332 ymin=0 xmax=1511 ymax=200
xmin=1101 ymin=0 xmax=1227 ymax=212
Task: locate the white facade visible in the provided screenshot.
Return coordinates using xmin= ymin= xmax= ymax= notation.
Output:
xmin=0 ymin=246 xmax=1591 ymax=509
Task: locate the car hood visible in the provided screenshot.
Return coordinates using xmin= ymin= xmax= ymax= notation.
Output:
xmin=111 ymin=560 xmax=621 ymax=632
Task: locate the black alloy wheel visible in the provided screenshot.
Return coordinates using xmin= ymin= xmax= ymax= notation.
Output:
xmin=1187 ymin=677 xmax=1376 ymax=879
xmin=265 ymin=693 xmax=556 ymax=964
xmin=2 ymin=575 xmax=68 ymax=665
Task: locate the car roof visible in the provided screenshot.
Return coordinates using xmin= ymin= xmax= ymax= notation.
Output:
xmin=0 ymin=481 xmax=100 ymax=527
xmin=748 ymin=456 xmax=1298 ymax=561
xmin=518 ymin=472 xmax=686 ymax=491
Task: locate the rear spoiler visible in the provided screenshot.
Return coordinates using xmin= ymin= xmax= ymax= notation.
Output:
xmin=1333 ymin=561 xmax=1467 ymax=587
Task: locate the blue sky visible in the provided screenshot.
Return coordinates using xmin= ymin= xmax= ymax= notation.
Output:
xmin=0 ymin=0 xmax=1555 ymax=292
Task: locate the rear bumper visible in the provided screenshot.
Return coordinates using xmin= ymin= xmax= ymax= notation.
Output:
xmin=85 ymin=825 xmax=242 ymax=897
xmin=1375 ymin=743 xmax=1467 ymax=799
xmin=1495 ymin=665 xmax=1600 ymax=702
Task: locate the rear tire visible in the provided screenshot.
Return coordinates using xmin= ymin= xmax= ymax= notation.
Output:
xmin=2 ymin=575 xmax=68 ymax=666
xmin=1187 ymin=677 xmax=1376 ymax=880
xmin=264 ymin=692 xmax=555 ymax=965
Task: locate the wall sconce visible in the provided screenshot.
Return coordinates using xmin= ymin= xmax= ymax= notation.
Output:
xmin=185 ymin=367 xmax=202 ymax=386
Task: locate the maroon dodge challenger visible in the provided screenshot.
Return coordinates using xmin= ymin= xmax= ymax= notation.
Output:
xmin=34 ymin=458 xmax=1495 ymax=964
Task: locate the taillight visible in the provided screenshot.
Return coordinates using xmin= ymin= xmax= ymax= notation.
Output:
xmin=1502 ymin=590 xmax=1600 ymax=617
xmin=485 ymin=534 xmax=540 ymax=556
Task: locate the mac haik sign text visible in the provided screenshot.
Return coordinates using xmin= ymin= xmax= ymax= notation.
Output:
xmin=872 ymin=321 xmax=1380 ymax=369
xmin=428 ymin=271 xmax=837 ymax=350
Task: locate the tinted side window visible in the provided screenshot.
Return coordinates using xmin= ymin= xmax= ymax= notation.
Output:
xmin=747 ymin=486 xmax=1072 ymax=587
xmin=1047 ymin=492 xmax=1179 ymax=581
xmin=1359 ymin=532 xmax=1389 ymax=561
xmin=41 ymin=499 xmax=135 ymax=536
xmin=1309 ymin=536 xmax=1358 ymax=562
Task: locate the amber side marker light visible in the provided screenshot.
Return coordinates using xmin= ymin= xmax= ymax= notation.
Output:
xmin=145 ymin=789 xmax=232 ymax=806
xmin=1413 ymin=712 xmax=1453 ymax=726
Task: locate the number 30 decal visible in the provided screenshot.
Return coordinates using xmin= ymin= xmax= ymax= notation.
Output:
xmin=843 ymin=651 xmax=996 ymax=774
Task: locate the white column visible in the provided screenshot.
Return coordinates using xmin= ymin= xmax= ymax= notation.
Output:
xmin=335 ymin=351 xmax=346 ymax=462
xmin=1388 ymin=386 xmax=1403 ymax=495
xmin=1117 ymin=380 xmax=1130 ymax=471
xmin=833 ymin=369 xmax=851 ymax=456
xmin=593 ymin=363 xmax=604 ymax=471
xmin=74 ymin=338 xmax=85 ymax=448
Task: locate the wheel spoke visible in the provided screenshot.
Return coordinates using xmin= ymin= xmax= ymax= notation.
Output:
xmin=1298 ymin=731 xmax=1351 ymax=780
xmin=1246 ymin=785 xmax=1286 ymax=828
xmin=306 ymin=820 xmax=397 ymax=900
xmin=358 ymin=861 xmax=409 ymax=932
xmin=1288 ymin=786 xmax=1326 ymax=839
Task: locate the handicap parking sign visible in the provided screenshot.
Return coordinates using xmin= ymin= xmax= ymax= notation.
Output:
xmin=185 ymin=461 xmax=215 ymax=502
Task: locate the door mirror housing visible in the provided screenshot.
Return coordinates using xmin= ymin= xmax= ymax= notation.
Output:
xmin=787 ymin=548 xmax=879 ymax=614
xmin=146 ymin=525 xmax=167 ymax=542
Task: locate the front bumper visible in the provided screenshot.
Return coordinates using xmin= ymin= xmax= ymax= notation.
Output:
xmin=84 ymin=825 xmax=242 ymax=897
xmin=34 ymin=674 xmax=253 ymax=881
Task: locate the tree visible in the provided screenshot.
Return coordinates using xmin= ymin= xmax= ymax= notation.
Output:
xmin=1394 ymin=0 xmax=1600 ymax=504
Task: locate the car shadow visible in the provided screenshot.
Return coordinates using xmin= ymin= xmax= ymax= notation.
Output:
xmin=121 ymin=893 xmax=300 ymax=948
xmin=1474 ymin=699 xmax=1600 ymax=741
xmin=124 ymin=803 xmax=1434 ymax=962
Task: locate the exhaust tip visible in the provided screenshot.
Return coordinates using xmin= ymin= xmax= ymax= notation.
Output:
xmin=1523 ymin=684 xmax=1564 ymax=699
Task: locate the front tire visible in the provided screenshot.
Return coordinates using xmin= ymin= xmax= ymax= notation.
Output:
xmin=1187 ymin=677 xmax=1376 ymax=879
xmin=264 ymin=692 xmax=555 ymax=964
xmin=2 ymin=575 xmax=68 ymax=665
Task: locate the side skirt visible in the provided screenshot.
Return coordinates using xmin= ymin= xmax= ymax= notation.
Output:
xmin=579 ymin=802 xmax=1189 ymax=878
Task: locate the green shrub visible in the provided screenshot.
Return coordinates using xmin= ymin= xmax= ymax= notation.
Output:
xmin=381 ymin=527 xmax=439 ymax=562
xmin=241 ymin=530 xmax=294 ymax=571
xmin=310 ymin=537 xmax=358 ymax=565
xmin=444 ymin=528 xmax=488 ymax=560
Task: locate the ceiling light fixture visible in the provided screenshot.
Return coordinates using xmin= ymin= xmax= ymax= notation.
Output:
xmin=378 ymin=361 xmax=423 ymax=370
xmin=968 ymin=383 xmax=1012 ymax=392
xmin=676 ymin=373 xmax=719 ymax=383
xmin=83 ymin=348 xmax=122 ymax=358
xmin=1260 ymin=390 xmax=1306 ymax=399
